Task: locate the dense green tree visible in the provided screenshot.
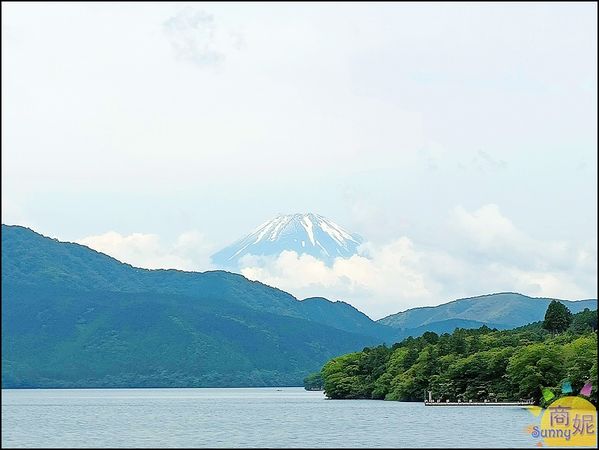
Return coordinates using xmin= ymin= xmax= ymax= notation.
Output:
xmin=403 ymin=347 xmax=420 ymax=370
xmin=448 ymin=328 xmax=468 ymax=354
xmin=303 ymin=372 xmax=324 ymax=390
xmin=591 ymin=360 xmax=598 ymax=403
xmin=387 ymin=367 xmax=419 ymax=401
xmin=322 ymin=353 xmax=370 ymax=399
xmin=372 ymin=372 xmax=393 ymax=399
xmin=569 ymin=308 xmax=598 ymax=333
xmin=506 ymin=344 xmax=565 ymax=402
xmin=543 ymin=300 xmax=573 ymax=334
xmin=421 ymin=331 xmax=439 ymax=346
xmin=320 ymin=309 xmax=597 ymax=406
xmin=562 ymin=335 xmax=597 ymax=393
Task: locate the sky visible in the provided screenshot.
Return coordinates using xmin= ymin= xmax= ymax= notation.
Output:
xmin=2 ymin=2 xmax=597 ymax=319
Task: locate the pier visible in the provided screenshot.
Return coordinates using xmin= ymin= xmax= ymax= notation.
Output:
xmin=424 ymin=400 xmax=535 ymax=406
xmin=423 ymin=391 xmax=534 ymax=406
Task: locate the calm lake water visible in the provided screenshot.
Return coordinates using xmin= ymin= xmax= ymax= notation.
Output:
xmin=2 ymin=387 xmax=535 ymax=448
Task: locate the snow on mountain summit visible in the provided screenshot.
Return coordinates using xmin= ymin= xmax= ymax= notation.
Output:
xmin=211 ymin=213 xmax=364 ymax=268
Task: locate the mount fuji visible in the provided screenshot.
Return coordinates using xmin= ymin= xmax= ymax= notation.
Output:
xmin=211 ymin=213 xmax=364 ymax=268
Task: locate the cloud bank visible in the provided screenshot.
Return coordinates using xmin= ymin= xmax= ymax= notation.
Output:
xmin=78 ymin=230 xmax=215 ymax=272
xmin=239 ymin=205 xmax=597 ymax=319
xmin=77 ymin=204 xmax=596 ymax=320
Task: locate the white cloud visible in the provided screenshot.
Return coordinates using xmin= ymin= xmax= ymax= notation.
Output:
xmin=449 ymin=204 xmax=579 ymax=271
xmin=239 ymin=205 xmax=597 ymax=319
xmin=240 ymin=238 xmax=437 ymax=319
xmin=70 ymin=205 xmax=596 ymax=320
xmin=452 ymin=204 xmax=518 ymax=245
xmin=163 ymin=7 xmax=241 ymax=67
xmin=77 ymin=230 xmax=215 ymax=272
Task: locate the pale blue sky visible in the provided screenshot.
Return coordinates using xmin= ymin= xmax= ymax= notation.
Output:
xmin=2 ymin=2 xmax=596 ymax=317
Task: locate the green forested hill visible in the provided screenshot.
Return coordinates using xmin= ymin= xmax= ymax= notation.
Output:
xmin=378 ymin=292 xmax=596 ymax=330
xmin=300 ymin=297 xmax=397 ymax=340
xmin=3 ymin=224 xmax=596 ymax=390
xmin=321 ymin=309 xmax=598 ymax=405
xmin=2 ymin=225 xmax=396 ymax=388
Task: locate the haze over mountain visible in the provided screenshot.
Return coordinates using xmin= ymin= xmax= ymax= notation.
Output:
xmin=211 ymin=213 xmax=363 ymax=268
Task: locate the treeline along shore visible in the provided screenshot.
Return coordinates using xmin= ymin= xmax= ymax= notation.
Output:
xmin=314 ymin=303 xmax=597 ymax=406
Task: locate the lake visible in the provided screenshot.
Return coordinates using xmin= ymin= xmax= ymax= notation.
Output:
xmin=2 ymin=387 xmax=535 ymax=448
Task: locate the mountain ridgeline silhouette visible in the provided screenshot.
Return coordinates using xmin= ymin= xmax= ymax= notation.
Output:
xmin=378 ymin=293 xmax=597 ymax=331
xmin=2 ymin=225 xmax=394 ymax=388
xmin=2 ymin=224 xmax=596 ymax=388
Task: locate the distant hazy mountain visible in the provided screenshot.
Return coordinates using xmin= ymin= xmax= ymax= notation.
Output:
xmin=1 ymin=224 xmax=394 ymax=388
xmin=211 ymin=213 xmax=363 ymax=268
xmin=399 ymin=318 xmax=511 ymax=337
xmin=378 ymin=292 xmax=597 ymax=330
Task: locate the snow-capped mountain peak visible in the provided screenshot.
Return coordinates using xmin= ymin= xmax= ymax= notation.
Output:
xmin=212 ymin=213 xmax=363 ymax=268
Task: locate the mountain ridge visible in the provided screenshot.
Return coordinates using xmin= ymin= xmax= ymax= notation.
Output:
xmin=2 ymin=224 xmax=397 ymax=388
xmin=3 ymin=224 xmax=596 ymax=388
xmin=378 ymin=292 xmax=597 ymax=330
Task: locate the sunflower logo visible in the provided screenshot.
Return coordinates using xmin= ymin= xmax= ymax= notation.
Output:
xmin=526 ymin=381 xmax=596 ymax=447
